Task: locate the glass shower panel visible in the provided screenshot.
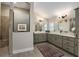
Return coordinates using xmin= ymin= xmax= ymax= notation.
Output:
xmin=0 ymin=3 xmax=10 ymax=56
xmin=0 ymin=2 xmax=1 ymax=47
xmin=1 ymin=3 xmax=10 ymax=47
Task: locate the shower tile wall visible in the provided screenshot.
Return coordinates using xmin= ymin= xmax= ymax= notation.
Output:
xmin=0 ymin=4 xmax=9 ymax=47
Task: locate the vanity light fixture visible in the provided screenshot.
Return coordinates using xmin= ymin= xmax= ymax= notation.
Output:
xmin=61 ymin=14 xmax=67 ymax=19
xmin=39 ymin=20 xmax=43 ymax=22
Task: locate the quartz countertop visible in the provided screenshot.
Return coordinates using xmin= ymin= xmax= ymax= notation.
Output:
xmin=34 ymin=31 xmax=47 ymax=34
xmin=48 ymin=31 xmax=75 ymax=38
xmin=34 ymin=31 xmax=75 ymax=37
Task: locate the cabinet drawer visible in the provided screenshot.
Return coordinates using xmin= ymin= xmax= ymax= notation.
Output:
xmin=55 ymin=41 xmax=62 ymax=47
xmin=63 ymin=36 xmax=75 ymax=42
xmin=63 ymin=39 xmax=74 ymax=47
xmin=63 ymin=45 xmax=74 ymax=53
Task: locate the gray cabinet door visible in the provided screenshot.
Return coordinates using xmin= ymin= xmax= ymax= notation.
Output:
xmin=39 ymin=34 xmax=44 ymax=42
xmin=63 ymin=44 xmax=74 ymax=54
xmin=44 ymin=34 xmax=47 ymax=41
xmin=48 ymin=34 xmax=62 ymax=48
xmin=48 ymin=34 xmax=53 ymax=43
xmin=34 ymin=33 xmax=47 ymax=43
xmin=63 ymin=39 xmax=74 ymax=47
xmin=74 ymin=38 xmax=78 ymax=56
xmin=38 ymin=34 xmax=47 ymax=42
xmin=34 ymin=34 xmax=39 ymax=43
xmin=55 ymin=35 xmax=62 ymax=48
xmin=48 ymin=34 xmax=77 ymax=55
xmin=48 ymin=34 xmax=56 ymax=44
xmin=62 ymin=36 xmax=75 ymax=54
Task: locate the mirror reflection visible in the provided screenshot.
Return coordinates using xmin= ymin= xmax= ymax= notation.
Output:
xmin=34 ymin=9 xmax=76 ymax=33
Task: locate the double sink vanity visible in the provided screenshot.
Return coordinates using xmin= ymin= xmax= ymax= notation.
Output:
xmin=33 ymin=8 xmax=79 ymax=57
xmin=34 ymin=31 xmax=78 ymax=56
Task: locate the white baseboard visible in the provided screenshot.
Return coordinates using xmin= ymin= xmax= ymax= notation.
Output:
xmin=13 ymin=47 xmax=34 ymax=54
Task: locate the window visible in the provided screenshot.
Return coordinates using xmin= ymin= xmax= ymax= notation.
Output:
xmin=49 ymin=23 xmax=54 ymax=31
xmin=42 ymin=24 xmax=47 ymax=31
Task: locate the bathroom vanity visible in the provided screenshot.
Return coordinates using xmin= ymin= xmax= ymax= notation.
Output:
xmin=48 ymin=32 xmax=78 ymax=56
xmin=33 ymin=7 xmax=79 ymax=56
xmin=34 ymin=32 xmax=47 ymax=44
xmin=33 ymin=32 xmax=78 ymax=56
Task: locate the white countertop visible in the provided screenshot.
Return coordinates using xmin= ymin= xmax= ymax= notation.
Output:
xmin=34 ymin=31 xmax=47 ymax=34
xmin=48 ymin=31 xmax=75 ymax=37
xmin=34 ymin=31 xmax=75 ymax=37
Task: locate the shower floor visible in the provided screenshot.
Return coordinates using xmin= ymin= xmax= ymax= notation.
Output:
xmin=0 ymin=46 xmax=9 ymax=57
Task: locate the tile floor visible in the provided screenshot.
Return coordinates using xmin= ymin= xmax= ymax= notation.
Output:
xmin=0 ymin=46 xmax=9 ymax=57
xmin=12 ymin=42 xmax=75 ymax=57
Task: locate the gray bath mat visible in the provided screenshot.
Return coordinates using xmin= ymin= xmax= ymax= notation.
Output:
xmin=36 ymin=43 xmax=64 ymax=57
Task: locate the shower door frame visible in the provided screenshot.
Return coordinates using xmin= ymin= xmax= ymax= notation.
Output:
xmin=8 ymin=2 xmax=15 ymax=56
xmin=8 ymin=8 xmax=13 ymax=56
xmin=0 ymin=3 xmax=13 ymax=56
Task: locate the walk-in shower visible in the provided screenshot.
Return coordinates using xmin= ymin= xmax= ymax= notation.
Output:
xmin=0 ymin=2 xmax=10 ymax=56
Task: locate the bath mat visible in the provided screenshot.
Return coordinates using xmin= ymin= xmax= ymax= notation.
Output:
xmin=36 ymin=43 xmax=64 ymax=57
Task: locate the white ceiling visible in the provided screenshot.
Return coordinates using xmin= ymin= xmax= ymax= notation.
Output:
xmin=2 ymin=2 xmax=30 ymax=9
xmin=34 ymin=2 xmax=79 ymax=18
xmin=14 ymin=2 xmax=30 ymax=9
